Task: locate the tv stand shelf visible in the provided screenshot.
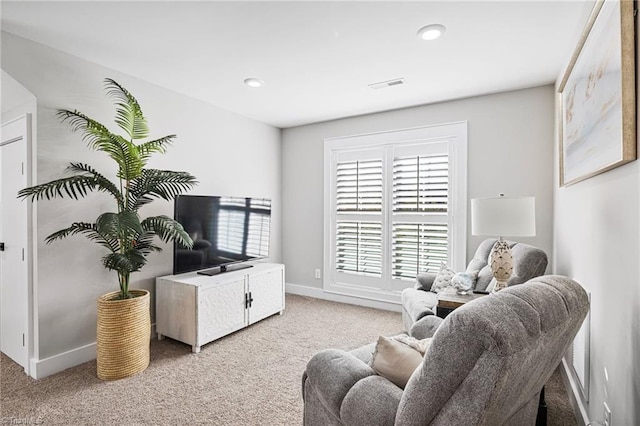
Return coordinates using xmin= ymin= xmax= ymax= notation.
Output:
xmin=156 ymin=262 xmax=285 ymax=353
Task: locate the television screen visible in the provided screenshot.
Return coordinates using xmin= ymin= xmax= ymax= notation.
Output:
xmin=173 ymin=195 xmax=271 ymax=275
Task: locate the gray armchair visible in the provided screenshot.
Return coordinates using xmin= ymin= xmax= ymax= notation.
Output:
xmin=302 ymin=276 xmax=589 ymax=426
xmin=401 ymin=239 xmax=548 ymax=332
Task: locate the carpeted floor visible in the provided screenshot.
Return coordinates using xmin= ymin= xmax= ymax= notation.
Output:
xmin=1 ymin=294 xmax=576 ymax=425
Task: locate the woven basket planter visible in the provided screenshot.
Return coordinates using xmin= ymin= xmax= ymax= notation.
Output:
xmin=97 ymin=289 xmax=150 ymax=380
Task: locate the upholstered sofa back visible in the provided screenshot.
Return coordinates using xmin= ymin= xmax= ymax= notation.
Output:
xmin=395 ymin=276 xmax=588 ymax=425
xmin=467 ymin=239 xmax=548 ymax=292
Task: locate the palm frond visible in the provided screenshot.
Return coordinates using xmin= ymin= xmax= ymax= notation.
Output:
xmin=96 ymin=211 xmax=143 ymax=243
xmin=136 ymin=135 xmax=176 ymax=163
xmin=104 ymin=78 xmax=149 ymax=140
xmin=89 ymin=134 xmax=144 ymax=182
xmin=102 ymin=251 xmax=147 ymax=274
xmin=134 ymin=232 xmax=163 ymax=255
xmin=45 ymin=222 xmax=118 ymax=252
xmin=142 ymin=215 xmax=193 ymax=248
xmin=18 ymin=174 xmax=103 ymax=201
xmin=128 ymin=169 xmax=198 ymax=208
xmin=67 ymin=163 xmax=124 ymax=208
xmin=56 ymin=109 xmax=113 ymax=148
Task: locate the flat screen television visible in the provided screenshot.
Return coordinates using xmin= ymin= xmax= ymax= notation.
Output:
xmin=173 ymin=195 xmax=271 ymax=276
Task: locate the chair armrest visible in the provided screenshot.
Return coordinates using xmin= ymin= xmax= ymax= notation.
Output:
xmin=303 ymin=349 xmax=376 ymax=418
xmin=410 ymin=315 xmax=444 ymax=339
xmin=340 ymin=375 xmax=403 ymax=426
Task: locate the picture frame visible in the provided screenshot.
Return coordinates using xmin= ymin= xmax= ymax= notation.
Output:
xmin=558 ymin=0 xmax=636 ymax=187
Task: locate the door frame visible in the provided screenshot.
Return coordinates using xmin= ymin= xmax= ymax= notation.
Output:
xmin=1 ymin=114 xmax=34 ymax=376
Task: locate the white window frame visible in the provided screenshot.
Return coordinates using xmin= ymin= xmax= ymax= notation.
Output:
xmin=323 ymin=122 xmax=467 ymax=304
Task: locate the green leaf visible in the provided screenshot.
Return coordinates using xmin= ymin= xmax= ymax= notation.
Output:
xmin=103 ymin=251 xmax=147 ymax=274
xmin=128 ymin=169 xmax=197 ymax=210
xmin=104 ymin=78 xmax=149 ymax=140
xmin=136 ymin=135 xmax=175 ymax=163
xmin=45 ymin=222 xmax=119 ymax=252
xmin=56 ymin=109 xmax=114 ymax=148
xmin=142 ymin=215 xmax=193 ymax=248
xmin=96 ymin=211 xmax=143 ymax=243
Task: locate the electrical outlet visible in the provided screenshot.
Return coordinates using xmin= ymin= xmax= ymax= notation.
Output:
xmin=315 ymin=269 xmax=321 ymax=279
xmin=604 ymin=402 xmax=611 ymax=426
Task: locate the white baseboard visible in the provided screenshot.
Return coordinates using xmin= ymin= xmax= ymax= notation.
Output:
xmin=560 ymin=357 xmax=590 ymax=426
xmin=285 ymin=282 xmax=402 ymax=313
xmin=30 ymin=342 xmax=96 ymax=379
xmin=29 ymin=324 xmax=158 ymax=380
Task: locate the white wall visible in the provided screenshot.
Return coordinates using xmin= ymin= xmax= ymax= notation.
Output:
xmin=553 ymin=14 xmax=640 ymax=425
xmin=1 ymin=32 xmax=282 ymax=366
xmin=282 ymin=85 xmax=555 ymax=290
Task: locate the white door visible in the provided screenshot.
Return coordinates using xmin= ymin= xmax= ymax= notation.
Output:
xmin=0 ymin=115 xmax=31 ymax=372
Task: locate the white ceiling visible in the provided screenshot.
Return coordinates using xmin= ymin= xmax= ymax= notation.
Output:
xmin=1 ymin=1 xmax=594 ymax=128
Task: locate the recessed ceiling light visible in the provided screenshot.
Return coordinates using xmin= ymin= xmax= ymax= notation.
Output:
xmin=244 ymin=78 xmax=264 ymax=88
xmin=417 ymin=24 xmax=446 ymax=41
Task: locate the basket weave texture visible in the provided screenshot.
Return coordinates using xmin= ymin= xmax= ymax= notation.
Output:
xmin=97 ymin=289 xmax=150 ymax=380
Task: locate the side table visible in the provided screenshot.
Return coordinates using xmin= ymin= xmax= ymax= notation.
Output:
xmin=436 ymin=291 xmax=487 ymax=318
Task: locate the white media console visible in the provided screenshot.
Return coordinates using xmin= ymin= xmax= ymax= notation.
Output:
xmin=156 ymin=262 xmax=285 ymax=353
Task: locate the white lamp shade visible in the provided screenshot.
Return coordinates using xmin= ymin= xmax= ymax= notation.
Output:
xmin=471 ymin=196 xmax=536 ymax=237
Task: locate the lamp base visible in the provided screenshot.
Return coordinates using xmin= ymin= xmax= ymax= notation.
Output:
xmin=490 ymin=238 xmax=513 ymax=292
xmin=492 ymin=279 xmax=509 ymax=293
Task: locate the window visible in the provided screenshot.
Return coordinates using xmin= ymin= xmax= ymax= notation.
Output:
xmin=324 ymin=123 xmax=467 ymax=303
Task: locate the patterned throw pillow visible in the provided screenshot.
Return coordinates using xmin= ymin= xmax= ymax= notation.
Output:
xmin=431 ymin=262 xmax=456 ymax=293
xmin=451 ymin=270 xmax=479 ymax=294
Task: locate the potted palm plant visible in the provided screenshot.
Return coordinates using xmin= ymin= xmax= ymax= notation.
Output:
xmin=19 ymin=78 xmax=197 ymax=380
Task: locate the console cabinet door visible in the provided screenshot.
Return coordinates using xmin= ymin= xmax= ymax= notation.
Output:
xmin=248 ymin=268 xmax=284 ymax=325
xmin=198 ymin=278 xmax=247 ymax=345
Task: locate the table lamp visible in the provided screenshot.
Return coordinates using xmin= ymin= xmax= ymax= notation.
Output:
xmin=471 ymin=194 xmax=536 ymax=293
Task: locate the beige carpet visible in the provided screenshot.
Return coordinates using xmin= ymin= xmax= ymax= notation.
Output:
xmin=1 ymin=294 xmax=576 ymax=425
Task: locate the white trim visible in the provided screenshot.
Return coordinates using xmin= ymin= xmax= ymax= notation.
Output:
xmin=323 ymin=121 xmax=468 ymax=302
xmin=285 ymin=282 xmax=401 ymax=313
xmin=28 ymin=324 xmax=157 ymax=379
xmin=561 ymin=357 xmax=589 ymax=426
xmin=30 ymin=342 xmax=96 ymax=380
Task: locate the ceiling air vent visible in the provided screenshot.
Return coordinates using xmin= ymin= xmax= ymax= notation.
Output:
xmin=368 ymin=78 xmax=406 ymax=90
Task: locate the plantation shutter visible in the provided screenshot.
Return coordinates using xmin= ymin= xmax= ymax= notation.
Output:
xmin=335 ymin=158 xmax=383 ymax=277
xmin=324 ymin=122 xmax=466 ymax=302
xmin=392 ymin=155 xmax=448 ymax=213
xmin=336 ymin=159 xmax=383 ymax=212
xmin=391 ymin=154 xmax=449 ymax=279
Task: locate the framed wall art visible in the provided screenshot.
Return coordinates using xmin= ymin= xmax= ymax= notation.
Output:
xmin=558 ymin=0 xmax=636 ymax=187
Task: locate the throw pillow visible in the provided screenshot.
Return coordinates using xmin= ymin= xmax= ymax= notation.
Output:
xmin=416 ymin=272 xmax=436 ymax=291
xmin=451 ymin=271 xmax=479 ymax=294
xmin=431 ymin=262 xmax=456 ymax=293
xmin=370 ymin=335 xmax=432 ymax=389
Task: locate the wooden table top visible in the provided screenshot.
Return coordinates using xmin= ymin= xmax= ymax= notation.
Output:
xmin=437 ymin=291 xmax=489 ymax=310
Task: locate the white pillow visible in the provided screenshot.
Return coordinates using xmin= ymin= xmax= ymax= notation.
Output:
xmin=370 ymin=335 xmax=432 ymax=389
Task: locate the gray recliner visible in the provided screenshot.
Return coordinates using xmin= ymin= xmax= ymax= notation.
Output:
xmin=401 ymin=239 xmax=548 ymax=332
xmin=302 ymin=275 xmax=589 ymax=426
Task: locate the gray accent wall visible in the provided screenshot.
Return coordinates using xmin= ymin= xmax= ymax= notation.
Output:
xmin=282 ymin=85 xmax=555 ymax=289
xmin=553 ymin=17 xmax=640 ymax=424
xmin=2 ymin=32 xmax=282 ymax=361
